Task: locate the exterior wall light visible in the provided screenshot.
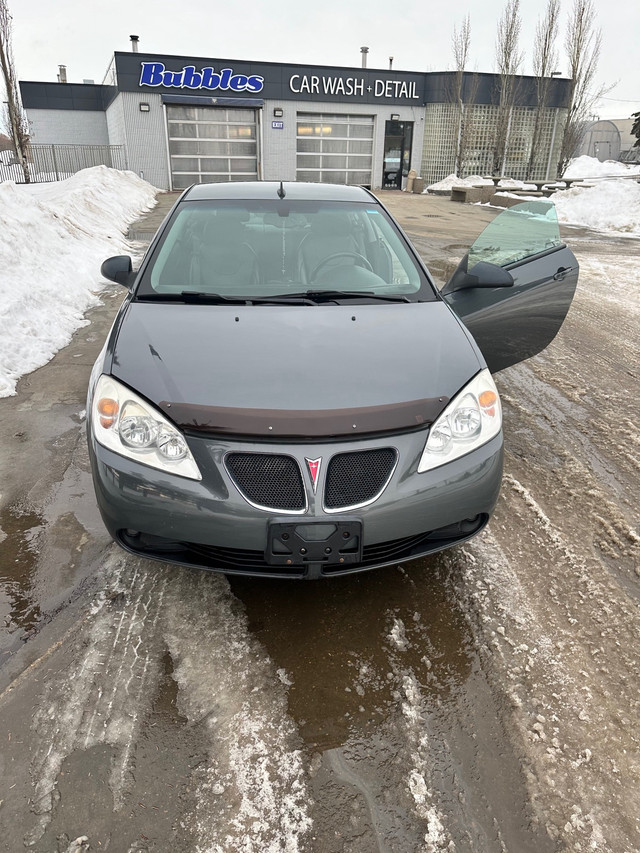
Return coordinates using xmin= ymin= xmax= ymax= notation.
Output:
xmin=273 ymin=108 xmax=284 ymax=117
xmin=139 ymin=102 xmax=150 ymax=112
xmin=391 ymin=113 xmax=400 ymax=121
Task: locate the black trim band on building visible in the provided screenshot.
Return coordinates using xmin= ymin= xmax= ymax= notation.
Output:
xmin=20 ymin=53 xmax=571 ymax=112
xmin=161 ymin=94 xmax=264 ymax=108
xmin=19 ymin=81 xmax=118 ymax=111
xmin=113 ymin=51 xmax=428 ymax=107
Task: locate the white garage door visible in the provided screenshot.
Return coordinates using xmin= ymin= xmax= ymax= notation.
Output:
xmin=167 ymin=105 xmax=258 ymax=189
xmin=296 ymin=113 xmax=374 ymax=186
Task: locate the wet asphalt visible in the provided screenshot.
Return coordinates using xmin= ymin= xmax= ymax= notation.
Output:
xmin=0 ymin=189 xmax=638 ymax=852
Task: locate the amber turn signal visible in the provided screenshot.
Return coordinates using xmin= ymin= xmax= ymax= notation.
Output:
xmin=98 ymin=397 xmax=119 ymax=428
xmin=478 ymin=390 xmax=497 ymax=416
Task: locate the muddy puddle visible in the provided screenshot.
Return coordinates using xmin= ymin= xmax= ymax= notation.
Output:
xmin=0 ymin=502 xmax=44 ymax=643
xmin=230 ymin=558 xmax=555 ymax=853
xmin=0 ymin=550 xmax=553 ymax=853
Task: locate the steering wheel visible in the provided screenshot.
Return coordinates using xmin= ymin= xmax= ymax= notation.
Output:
xmin=310 ymin=252 xmax=374 ymax=282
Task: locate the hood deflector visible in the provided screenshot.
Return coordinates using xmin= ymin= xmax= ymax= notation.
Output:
xmin=159 ymin=396 xmax=449 ymax=439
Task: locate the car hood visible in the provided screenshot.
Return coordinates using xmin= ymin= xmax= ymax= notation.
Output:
xmin=110 ymin=301 xmax=483 ymax=438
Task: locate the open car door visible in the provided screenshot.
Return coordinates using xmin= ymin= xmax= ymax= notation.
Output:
xmin=441 ymin=200 xmax=578 ymax=373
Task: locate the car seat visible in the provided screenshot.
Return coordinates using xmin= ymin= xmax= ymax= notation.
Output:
xmin=193 ymin=210 xmax=259 ymax=292
xmin=296 ymin=211 xmax=361 ymax=284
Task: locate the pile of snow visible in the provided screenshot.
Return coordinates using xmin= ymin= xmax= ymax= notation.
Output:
xmin=426 ymin=173 xmax=537 ymax=193
xmin=496 ymin=178 xmax=536 ymax=190
xmin=553 ymin=179 xmax=640 ymax=234
xmin=563 ymin=155 xmax=640 ymax=180
xmin=0 ymin=167 xmax=157 ymax=397
xmin=483 ymin=157 xmax=640 ymax=235
xmin=426 ymin=174 xmax=495 ymax=192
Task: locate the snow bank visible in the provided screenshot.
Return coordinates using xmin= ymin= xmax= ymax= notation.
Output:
xmin=0 ymin=167 xmax=157 ymax=397
xmin=554 ymin=179 xmax=640 ymax=235
xmin=426 ymin=173 xmax=495 ymax=193
xmin=426 ymin=173 xmax=537 ymax=193
xmin=563 ymin=155 xmax=640 ymax=180
xmin=427 ymin=174 xmax=473 ymax=192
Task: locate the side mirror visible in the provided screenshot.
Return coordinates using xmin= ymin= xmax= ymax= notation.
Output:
xmin=101 ymin=256 xmax=136 ymax=288
xmin=442 ymin=258 xmax=514 ymax=295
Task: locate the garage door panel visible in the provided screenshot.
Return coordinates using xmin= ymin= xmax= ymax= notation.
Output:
xmin=169 ymin=106 xmax=198 ymax=120
xmin=167 ymin=105 xmax=258 ymax=187
xmin=172 ymin=173 xmax=200 ymax=189
xmin=170 ymin=156 xmax=200 ymax=172
xmin=349 ymin=124 xmax=374 ymax=139
xmin=348 ymin=155 xmax=372 ymax=169
xmin=170 ymin=122 xmax=198 ymax=138
xmin=198 ymin=157 xmax=232 ymax=172
xmin=296 ymin=113 xmax=373 ymax=186
xmin=297 ymin=155 xmax=322 ymax=169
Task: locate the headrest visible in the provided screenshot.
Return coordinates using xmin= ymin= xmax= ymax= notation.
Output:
xmin=203 ymin=209 xmax=249 ymax=244
xmin=309 ymin=211 xmax=352 ymax=237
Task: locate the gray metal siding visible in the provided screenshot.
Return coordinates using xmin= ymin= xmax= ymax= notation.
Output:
xmin=105 ymin=96 xmax=126 ymax=147
xmin=120 ymin=92 xmax=170 ymax=189
xmin=27 ymin=109 xmax=109 ymax=145
xmin=104 ymin=92 xmax=170 ymax=189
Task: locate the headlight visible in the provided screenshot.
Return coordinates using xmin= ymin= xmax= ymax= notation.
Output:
xmin=91 ymin=375 xmax=202 ymax=480
xmin=418 ymin=369 xmax=501 ymax=472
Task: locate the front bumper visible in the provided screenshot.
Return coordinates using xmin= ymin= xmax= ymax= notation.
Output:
xmin=89 ymin=428 xmax=503 ymax=579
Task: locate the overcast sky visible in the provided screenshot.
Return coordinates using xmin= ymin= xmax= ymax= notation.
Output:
xmin=7 ymin=0 xmax=639 ymax=121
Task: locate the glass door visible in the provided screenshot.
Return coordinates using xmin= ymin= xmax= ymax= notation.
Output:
xmin=382 ymin=121 xmax=413 ymax=189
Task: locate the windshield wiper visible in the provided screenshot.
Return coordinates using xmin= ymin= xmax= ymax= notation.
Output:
xmin=258 ymin=290 xmax=413 ymax=304
xmin=180 ymin=291 xmax=250 ymax=304
xmin=136 ymin=291 xmax=250 ymax=304
xmin=183 ymin=292 xmax=317 ymax=306
xmin=135 ymin=290 xmax=413 ymax=305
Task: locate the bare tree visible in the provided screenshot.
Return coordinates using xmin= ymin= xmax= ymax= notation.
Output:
xmin=0 ymin=0 xmax=30 ymax=182
xmin=449 ymin=15 xmax=473 ymax=176
xmin=526 ymin=0 xmax=560 ymax=179
xmin=492 ymin=0 xmax=523 ymax=175
xmin=557 ymin=0 xmax=609 ymax=177
xmin=632 ymin=111 xmax=640 ymax=149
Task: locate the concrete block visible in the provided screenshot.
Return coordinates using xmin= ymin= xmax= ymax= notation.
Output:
xmin=450 ymin=186 xmax=485 ymax=203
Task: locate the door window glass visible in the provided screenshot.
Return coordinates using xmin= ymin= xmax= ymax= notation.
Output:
xmin=468 ymin=201 xmax=563 ymax=270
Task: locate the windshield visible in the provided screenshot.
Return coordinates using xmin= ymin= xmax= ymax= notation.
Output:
xmin=136 ymin=199 xmax=434 ymax=301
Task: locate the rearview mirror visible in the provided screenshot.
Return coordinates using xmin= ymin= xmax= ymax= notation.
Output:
xmin=101 ymin=255 xmax=135 ymax=288
xmin=442 ymin=259 xmax=514 ymax=295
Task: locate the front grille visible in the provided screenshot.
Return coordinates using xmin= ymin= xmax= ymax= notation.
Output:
xmin=324 ymin=448 xmax=396 ymax=510
xmin=225 ymin=453 xmax=305 ymax=511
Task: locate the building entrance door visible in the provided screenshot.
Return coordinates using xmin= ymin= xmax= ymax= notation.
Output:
xmin=382 ymin=121 xmax=413 ymax=189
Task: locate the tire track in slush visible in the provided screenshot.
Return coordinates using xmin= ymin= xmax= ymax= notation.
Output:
xmin=27 ymin=552 xmax=313 ymax=852
xmin=26 ymin=552 xmax=167 ymax=846
xmin=161 ymin=570 xmax=311 ymax=853
xmin=452 ymin=477 xmax=640 ymax=852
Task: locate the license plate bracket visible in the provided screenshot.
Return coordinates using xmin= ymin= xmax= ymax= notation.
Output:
xmin=266 ymin=519 xmax=363 ymax=567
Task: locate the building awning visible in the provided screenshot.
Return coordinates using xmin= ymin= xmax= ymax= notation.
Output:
xmin=161 ymin=94 xmax=263 ymax=108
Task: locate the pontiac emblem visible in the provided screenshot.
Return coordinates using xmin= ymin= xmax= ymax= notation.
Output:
xmin=305 ymin=457 xmax=322 ymax=493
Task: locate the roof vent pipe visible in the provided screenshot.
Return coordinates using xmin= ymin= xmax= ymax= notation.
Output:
xmin=130 ymin=35 xmax=139 ymax=53
xmin=389 ymin=56 xmax=394 ymax=70
xmin=360 ymin=46 xmax=369 ymax=68
xmin=57 ymin=65 xmax=67 ymax=83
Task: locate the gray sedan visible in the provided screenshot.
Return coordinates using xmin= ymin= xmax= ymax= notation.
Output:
xmin=88 ymin=182 xmax=578 ymax=578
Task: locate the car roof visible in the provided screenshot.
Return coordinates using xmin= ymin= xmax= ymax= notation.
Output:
xmin=182 ymin=181 xmax=376 ymax=203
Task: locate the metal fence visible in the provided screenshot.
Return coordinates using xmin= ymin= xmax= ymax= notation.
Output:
xmin=0 ymin=144 xmax=128 ymax=183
